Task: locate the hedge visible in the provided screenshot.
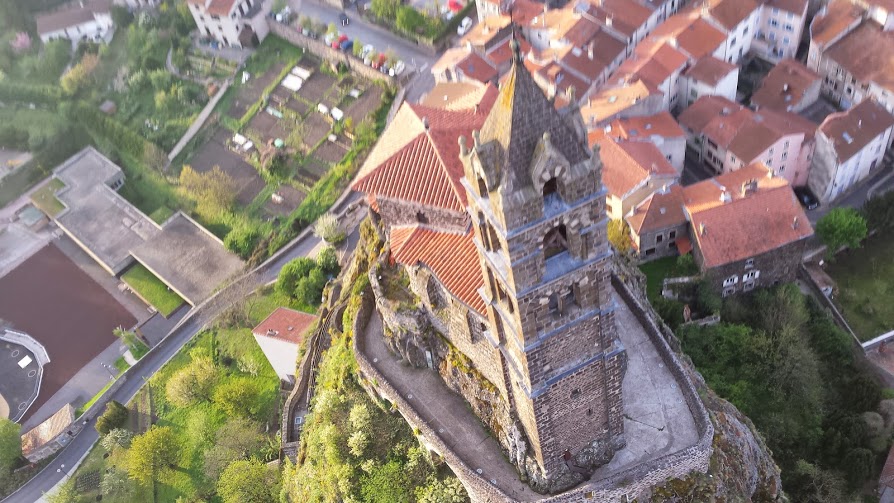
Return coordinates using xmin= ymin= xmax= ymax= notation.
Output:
xmin=0 ymin=81 xmax=63 ymax=107
xmin=64 ymin=102 xmax=167 ymax=170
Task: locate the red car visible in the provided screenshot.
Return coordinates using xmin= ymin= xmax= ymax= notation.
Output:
xmin=331 ymin=34 xmax=348 ymax=49
xmin=372 ymin=53 xmax=386 ymax=69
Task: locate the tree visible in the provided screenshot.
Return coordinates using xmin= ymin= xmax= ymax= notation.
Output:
xmin=179 ymin=165 xmax=237 ymax=216
xmin=217 ymin=459 xmax=275 ymax=503
xmin=60 ymin=53 xmax=99 ymax=95
xmin=862 ymin=190 xmax=894 ymax=232
xmin=101 ymin=428 xmax=134 ymax=451
xmin=360 ymin=460 xmax=413 ymax=503
xmin=203 ymin=417 xmax=264 ymax=480
xmin=272 ymin=0 xmax=288 ymax=12
xmin=276 ymin=257 xmax=316 ymax=297
xmin=843 ymin=448 xmax=875 ymax=487
xmin=396 ymin=6 xmax=426 ymax=34
xmin=317 ymin=246 xmax=340 ymax=276
xmin=0 ymin=418 xmax=21 ymax=474
xmin=370 ymin=0 xmax=400 ymax=20
xmin=95 ymin=401 xmax=129 ymax=435
xmin=127 ymin=426 xmax=178 ymax=484
xmin=816 ymin=208 xmax=867 ymax=256
xmin=45 ymin=478 xmax=77 ymax=503
xmin=100 ymin=467 xmax=131 ymax=497
xmin=294 ymin=267 xmax=327 ymax=307
xmin=313 ymin=212 xmax=345 ymax=244
xmin=212 ymin=377 xmax=264 ymax=419
xmin=113 ymin=327 xmax=145 ymax=355
xmin=606 ymin=219 xmax=631 ymax=253
xmin=165 ymin=355 xmax=217 ymax=407
xmin=415 ymin=476 xmax=469 ymax=503
xmin=110 ymin=5 xmax=134 ymax=28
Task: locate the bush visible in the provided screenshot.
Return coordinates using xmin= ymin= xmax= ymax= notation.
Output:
xmin=0 ymin=418 xmax=21 ymax=475
xmin=317 ymin=246 xmax=340 ymax=276
xmin=396 ymin=6 xmax=426 ymax=34
xmin=696 ymin=279 xmax=722 ymax=314
xmin=212 ymin=377 xmax=264 ymax=419
xmin=100 ymin=428 xmax=133 ymax=451
xmin=276 ymin=257 xmax=316 ymax=297
xmin=816 ymin=207 xmax=867 ymax=256
xmin=863 ymin=190 xmax=894 ymax=232
xmin=225 ymin=226 xmax=263 ymax=259
xmin=675 ymin=253 xmax=697 ymax=275
xmin=313 ymin=212 xmax=345 ymax=244
xmin=607 ymin=219 xmax=631 ymax=254
xmin=165 ymin=356 xmax=217 ymax=408
xmin=0 ymin=80 xmax=62 ymax=106
xmin=295 ymin=267 xmax=327 ymax=307
xmin=217 ymin=459 xmax=276 ymax=503
xmin=95 ymin=401 xmax=129 ymax=435
xmin=60 ymin=53 xmax=100 ymax=95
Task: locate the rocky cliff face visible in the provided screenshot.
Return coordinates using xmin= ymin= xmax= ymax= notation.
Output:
xmin=648 ymin=361 xmax=783 ymax=503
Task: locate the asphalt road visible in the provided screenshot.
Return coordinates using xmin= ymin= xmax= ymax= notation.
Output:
xmin=2 ymin=192 xmax=363 ymax=503
xmin=291 ymin=0 xmax=439 ymax=102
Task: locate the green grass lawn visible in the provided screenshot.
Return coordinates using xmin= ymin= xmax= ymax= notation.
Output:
xmin=639 ymin=256 xmax=686 ymax=301
xmin=114 ymin=356 xmax=131 ymax=373
xmin=29 ymin=178 xmax=65 ymax=217
xmin=75 ymin=379 xmax=116 ymax=418
xmin=826 ymin=232 xmax=894 ymax=340
xmin=68 ymin=287 xmax=288 ymax=502
xmin=121 ymin=264 xmax=185 ymax=317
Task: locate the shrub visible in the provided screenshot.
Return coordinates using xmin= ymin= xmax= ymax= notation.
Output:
xmin=295 ymin=267 xmax=327 ymax=307
xmin=212 ymin=377 xmax=264 ymax=419
xmin=816 ymin=207 xmax=867 ymax=256
xmin=317 ymin=246 xmax=340 ymax=276
xmin=313 ymin=212 xmax=345 ymax=244
xmin=165 ymin=356 xmax=217 ymax=407
xmin=95 ymin=401 xmax=129 ymax=435
xmin=100 ymin=428 xmax=134 ymax=451
xmin=396 ymin=6 xmax=426 ymax=34
xmin=225 ymin=226 xmax=262 ymax=259
xmin=60 ymin=53 xmax=100 ymax=95
xmin=276 ymin=257 xmax=316 ymax=297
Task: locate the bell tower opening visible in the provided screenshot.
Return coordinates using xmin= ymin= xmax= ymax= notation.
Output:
xmin=543 ymin=224 xmax=568 ymax=259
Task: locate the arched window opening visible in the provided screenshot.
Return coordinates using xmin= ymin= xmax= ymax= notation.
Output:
xmin=543 ymin=224 xmax=568 ymax=259
xmin=488 ymin=225 xmax=502 ymax=252
xmin=543 ymin=177 xmax=558 ymax=198
xmin=477 ymin=176 xmax=488 ymax=197
xmin=543 ymin=177 xmax=561 ymax=212
xmin=548 ymin=293 xmax=560 ymax=316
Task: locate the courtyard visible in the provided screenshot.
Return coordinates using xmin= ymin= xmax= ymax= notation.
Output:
xmin=0 ymin=244 xmax=135 ymax=422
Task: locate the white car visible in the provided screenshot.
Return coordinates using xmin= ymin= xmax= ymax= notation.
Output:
xmin=361 ymin=44 xmax=375 ymax=59
xmin=457 ymin=16 xmax=473 ymax=36
xmin=390 ymin=60 xmax=406 ymax=76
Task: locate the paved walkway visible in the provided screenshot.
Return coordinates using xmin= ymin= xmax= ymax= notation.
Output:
xmin=362 ymin=313 xmax=539 ymax=501
xmin=360 ymin=286 xmax=699 ymax=500
xmin=166 ymin=80 xmax=231 ymax=162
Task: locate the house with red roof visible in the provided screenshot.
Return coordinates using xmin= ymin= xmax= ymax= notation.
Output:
xmin=626 ymin=163 xmax=814 ymax=295
xmin=251 ymin=307 xmax=317 ymax=383
xmin=186 ymin=0 xmax=270 ymax=48
xmin=593 ymin=136 xmax=678 ymax=221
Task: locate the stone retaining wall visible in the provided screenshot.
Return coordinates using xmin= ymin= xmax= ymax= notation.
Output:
xmin=353 ymin=270 xmax=716 ymax=502
xmin=267 ymin=22 xmax=397 ymax=85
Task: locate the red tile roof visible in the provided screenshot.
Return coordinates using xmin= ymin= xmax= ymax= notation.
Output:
xmin=252 ymin=307 xmax=316 ymax=345
xmin=36 ymin=0 xmax=112 ymax=35
xmin=187 ymin=0 xmax=238 ymax=16
xmin=455 ymin=52 xmax=500 ymax=83
xmin=609 ymin=111 xmax=686 ymax=140
xmin=818 ymin=98 xmax=894 ymax=162
xmin=353 ymin=85 xmax=498 ymax=212
xmin=579 ymin=80 xmax=660 ymax=126
xmin=683 ymin=56 xmax=738 ymax=86
xmin=597 ymin=138 xmax=676 ymax=198
xmin=809 ymin=0 xmax=864 ymax=46
xmin=751 ymin=58 xmax=821 ymax=111
xmin=390 ymin=226 xmax=486 ymax=314
xmin=684 ymin=164 xmax=813 ymax=268
xmin=707 ymin=0 xmax=759 ymax=30
xmin=825 ymin=21 xmax=894 ymax=95
xmin=626 ymin=184 xmax=686 ymax=234
xmin=766 ymin=0 xmax=808 ymax=15
xmin=613 ymin=39 xmax=689 ymax=89
xmin=652 ymin=11 xmax=727 ymax=60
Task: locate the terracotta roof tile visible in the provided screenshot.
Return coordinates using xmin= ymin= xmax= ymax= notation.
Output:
xmin=818 ymin=98 xmax=894 ymax=162
xmin=390 ymin=226 xmax=486 ymax=314
xmin=487 ymin=35 xmax=532 ymax=67
xmin=597 ymin=138 xmax=675 ymax=198
xmin=354 ymin=86 xmax=497 ymax=211
xmin=187 ymin=0 xmax=238 ymax=16
xmin=809 ymin=0 xmax=864 ymax=46
xmin=751 ymin=59 xmax=821 ymax=111
xmin=455 ymin=52 xmax=500 ymax=83
xmin=251 ymin=307 xmax=316 ymax=345
xmin=766 ymin=0 xmax=808 ymax=15
xmin=614 ymin=40 xmax=689 ymax=89
xmin=707 ymin=0 xmax=759 ymax=30
xmin=684 ymin=164 xmax=812 ymax=268
xmin=652 ymin=11 xmax=727 ymax=60
xmin=460 ymin=15 xmax=512 ymax=47
xmin=579 ymin=80 xmax=660 ymax=125
xmin=682 ymin=56 xmax=738 ymax=86
xmin=626 ymin=184 xmax=686 ymax=234
xmin=825 ymin=20 xmax=894 ymax=94
xmin=610 ymin=112 xmax=686 ymax=140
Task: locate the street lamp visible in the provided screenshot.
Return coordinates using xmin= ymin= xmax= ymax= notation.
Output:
xmin=100 ymin=362 xmax=115 ymax=379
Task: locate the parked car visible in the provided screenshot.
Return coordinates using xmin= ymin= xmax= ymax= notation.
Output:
xmin=324 ymin=32 xmax=338 ymax=45
xmin=372 ymin=53 xmax=387 ymax=70
xmin=340 ymin=39 xmax=354 ymax=51
xmin=457 ymin=16 xmax=473 ymax=36
xmin=361 ymin=44 xmax=374 ymax=59
xmin=794 ymin=187 xmax=820 ymax=210
xmin=332 ymin=34 xmax=348 ymax=49
xmin=390 ymin=60 xmax=405 ymax=76
xmin=339 ymin=12 xmax=350 ymax=26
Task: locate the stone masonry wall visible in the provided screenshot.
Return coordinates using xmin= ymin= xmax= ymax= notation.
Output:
xmin=701 ymin=237 xmax=808 ymax=296
xmin=377 ymin=197 xmax=471 ymax=234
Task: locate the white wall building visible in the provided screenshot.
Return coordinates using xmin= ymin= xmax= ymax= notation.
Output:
xmin=251 ymin=307 xmax=317 ymax=383
xmin=186 ymin=0 xmax=271 ymax=48
xmin=36 ymin=0 xmax=114 ymax=46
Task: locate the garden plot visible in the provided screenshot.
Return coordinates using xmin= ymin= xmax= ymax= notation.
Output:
xmin=296 ymin=157 xmax=330 ymax=186
xmin=264 ymin=184 xmax=306 ymax=217
xmin=345 ymin=85 xmax=385 ymax=124
xmin=246 ymin=108 xmax=293 ymax=144
xmin=302 ymin=113 xmax=332 ymax=150
xmin=189 ymin=129 xmax=265 ymax=206
xmin=298 ymin=72 xmax=338 ymax=104
xmin=227 ymin=62 xmax=287 ymax=119
xmin=313 ymin=136 xmax=351 ymax=164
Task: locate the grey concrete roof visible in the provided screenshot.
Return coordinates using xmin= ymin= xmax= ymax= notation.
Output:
xmin=54 ymin=148 xmax=161 ymax=274
xmin=130 ymin=213 xmax=244 ymax=305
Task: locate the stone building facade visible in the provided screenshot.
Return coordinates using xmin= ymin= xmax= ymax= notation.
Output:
xmin=355 ymin=50 xmax=628 ymax=493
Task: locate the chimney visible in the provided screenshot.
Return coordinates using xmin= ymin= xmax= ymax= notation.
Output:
xmin=740 ymin=179 xmax=758 ymax=196
xmin=858 ymin=119 xmax=863 ymax=128
xmin=588 ymin=41 xmax=594 ymax=60
xmin=475 ymin=103 xmax=480 ymax=114
xmin=606 ymin=16 xmax=613 ymax=27
xmin=792 ymin=216 xmax=799 ymax=229
xmin=699 ymin=222 xmax=706 ymax=236
xmin=423 ymin=117 xmax=430 ymax=130
xmin=783 ymin=83 xmax=789 ymax=92
xmin=721 ymin=107 xmax=730 ymax=116
xmin=719 ymin=191 xmax=731 ymax=203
